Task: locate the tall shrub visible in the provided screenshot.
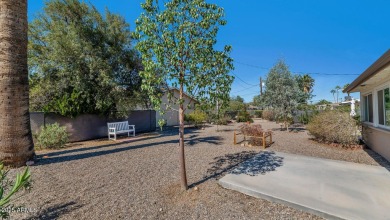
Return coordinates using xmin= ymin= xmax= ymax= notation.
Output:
xmin=307 ymin=111 xmax=359 ymax=146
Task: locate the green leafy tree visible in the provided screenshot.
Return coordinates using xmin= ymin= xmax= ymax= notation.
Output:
xmin=316 ymin=99 xmax=332 ymax=105
xmin=262 ymin=60 xmax=301 ymax=130
xmin=134 ymin=0 xmax=234 ymax=190
xmin=229 ymin=96 xmax=245 ymax=111
xmin=28 ymin=0 xmax=145 ymax=117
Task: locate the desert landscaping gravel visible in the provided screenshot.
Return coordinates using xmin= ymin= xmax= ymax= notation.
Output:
xmin=9 ymin=119 xmax=390 ymax=219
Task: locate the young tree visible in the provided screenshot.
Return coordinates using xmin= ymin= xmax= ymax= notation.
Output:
xmin=134 ymin=0 xmax=234 ymax=190
xmin=262 ymin=60 xmax=301 ymax=130
xmin=29 ymin=0 xmax=145 ymax=117
xmin=0 ymin=0 xmax=34 ymax=166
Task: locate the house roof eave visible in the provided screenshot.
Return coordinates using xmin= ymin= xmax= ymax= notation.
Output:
xmin=344 ymin=49 xmax=390 ymax=93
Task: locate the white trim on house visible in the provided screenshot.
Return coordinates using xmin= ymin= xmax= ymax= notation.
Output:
xmin=361 ymin=81 xmax=390 ymax=130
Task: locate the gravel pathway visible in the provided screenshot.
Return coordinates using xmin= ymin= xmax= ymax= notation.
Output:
xmin=8 ymin=119 xmax=390 ymax=219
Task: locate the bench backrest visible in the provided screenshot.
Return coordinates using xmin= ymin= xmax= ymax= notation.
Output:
xmin=107 ymin=121 xmax=129 ymax=131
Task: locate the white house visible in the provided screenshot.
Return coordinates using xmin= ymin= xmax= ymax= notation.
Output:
xmin=344 ymin=49 xmax=390 ymax=161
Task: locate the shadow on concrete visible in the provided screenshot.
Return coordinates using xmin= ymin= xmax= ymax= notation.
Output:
xmin=25 ymin=201 xmax=82 ymax=220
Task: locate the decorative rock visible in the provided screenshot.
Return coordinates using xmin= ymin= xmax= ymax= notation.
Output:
xmin=26 ymin=161 xmax=34 ymax=166
xmin=194 ymin=186 xmax=199 ymax=191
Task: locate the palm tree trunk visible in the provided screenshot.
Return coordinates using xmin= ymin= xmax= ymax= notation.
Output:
xmin=0 ymin=0 xmax=34 ymax=166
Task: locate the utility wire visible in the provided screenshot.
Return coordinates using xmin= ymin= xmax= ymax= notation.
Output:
xmin=234 ymin=61 xmax=360 ymax=76
xmin=230 ymin=72 xmax=258 ymax=86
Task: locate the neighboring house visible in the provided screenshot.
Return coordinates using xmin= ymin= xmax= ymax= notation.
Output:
xmin=344 ymin=49 xmax=390 ymax=161
xmin=156 ymin=88 xmax=198 ymax=126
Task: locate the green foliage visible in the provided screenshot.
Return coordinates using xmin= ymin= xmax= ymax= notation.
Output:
xmin=307 ymin=111 xmax=359 ymax=146
xmin=295 ymin=74 xmax=315 ymax=103
xmin=254 ymin=110 xmax=263 ymax=118
xmin=228 ymin=96 xmax=246 ymax=112
xmin=262 ymin=109 xmax=275 ymax=121
xmin=262 ymin=60 xmax=302 ymax=124
xmin=316 ymin=99 xmax=332 ymax=105
xmin=237 ymin=110 xmax=253 ymax=123
xmin=298 ymin=110 xmax=318 ymax=124
xmin=36 ymin=123 xmax=69 ymax=149
xmin=29 ymin=0 xmax=145 ymax=117
xmin=134 ymin=0 xmax=234 ymax=117
xmin=0 ymin=164 xmax=31 ymax=219
xmin=184 ymin=110 xmax=207 ymax=127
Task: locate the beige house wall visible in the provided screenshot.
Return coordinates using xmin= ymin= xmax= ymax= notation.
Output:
xmin=358 ymin=67 xmax=390 ymax=161
xmin=156 ymin=89 xmax=197 ymax=126
xmin=362 ymin=125 xmax=390 ymax=161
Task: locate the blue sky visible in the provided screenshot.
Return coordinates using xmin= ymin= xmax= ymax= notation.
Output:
xmin=28 ymin=0 xmax=390 ymax=103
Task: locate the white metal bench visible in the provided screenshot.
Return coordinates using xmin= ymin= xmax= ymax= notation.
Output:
xmin=107 ymin=121 xmax=135 ymax=140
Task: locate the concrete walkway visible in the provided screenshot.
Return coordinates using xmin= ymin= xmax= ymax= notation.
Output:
xmin=219 ymin=151 xmax=390 ymax=220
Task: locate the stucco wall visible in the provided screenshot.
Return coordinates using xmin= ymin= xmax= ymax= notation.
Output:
xmin=30 ymin=110 xmax=156 ymax=142
xmin=362 ymin=124 xmax=390 ymax=161
xmin=157 ymin=90 xmax=196 ymax=126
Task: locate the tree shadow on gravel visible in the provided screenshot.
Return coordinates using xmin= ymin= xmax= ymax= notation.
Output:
xmin=35 ymin=135 xmax=223 ymax=166
xmin=24 ymin=201 xmax=82 ymax=220
xmin=190 ymin=151 xmax=284 ymax=188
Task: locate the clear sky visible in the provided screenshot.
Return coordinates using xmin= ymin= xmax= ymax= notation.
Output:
xmin=28 ymin=0 xmax=390 ymax=103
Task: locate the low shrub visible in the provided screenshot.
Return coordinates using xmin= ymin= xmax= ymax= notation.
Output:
xmin=298 ymin=110 xmax=319 ymax=124
xmin=254 ymin=110 xmax=263 ymax=118
xmin=36 ymin=123 xmax=69 ymax=149
xmin=237 ymin=110 xmax=253 ymax=123
xmin=262 ymin=110 xmax=275 ymax=121
xmin=184 ymin=110 xmax=207 ymax=127
xmin=307 ymin=110 xmax=359 ymax=146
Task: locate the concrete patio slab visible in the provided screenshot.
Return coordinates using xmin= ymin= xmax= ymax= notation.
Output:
xmin=219 ymin=151 xmax=390 ymax=220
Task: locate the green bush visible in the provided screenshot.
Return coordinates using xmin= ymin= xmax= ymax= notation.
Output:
xmin=262 ymin=110 xmax=275 ymax=121
xmin=0 ymin=163 xmax=31 ymax=219
xmin=307 ymin=111 xmax=359 ymax=146
xmin=237 ymin=111 xmax=253 ymax=123
xmin=36 ymin=123 xmax=69 ymax=149
xmin=254 ymin=110 xmax=263 ymax=118
xmin=184 ymin=110 xmax=207 ymax=127
xmin=299 ymin=110 xmax=319 ymax=124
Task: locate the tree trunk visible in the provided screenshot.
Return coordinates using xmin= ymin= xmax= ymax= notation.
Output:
xmin=179 ymin=83 xmax=188 ymax=190
xmin=0 ymin=0 xmax=34 ymax=166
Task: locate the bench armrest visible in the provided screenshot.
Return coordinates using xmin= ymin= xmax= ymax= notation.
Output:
xmin=109 ymin=127 xmax=116 ymax=132
xmin=128 ymin=125 xmax=135 ymax=129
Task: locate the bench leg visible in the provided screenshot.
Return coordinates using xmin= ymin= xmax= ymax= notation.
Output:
xmin=133 ymin=130 xmax=135 ymax=137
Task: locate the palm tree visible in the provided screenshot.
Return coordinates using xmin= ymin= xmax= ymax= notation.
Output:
xmin=0 ymin=0 xmax=34 ymax=166
xmin=330 ymin=89 xmax=336 ymax=103
xmin=335 ymin=85 xmax=341 ymax=103
xmin=301 ymin=74 xmax=315 ymax=93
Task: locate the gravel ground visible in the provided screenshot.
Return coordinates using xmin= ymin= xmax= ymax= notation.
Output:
xmin=8 ymin=119 xmax=390 ymax=220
